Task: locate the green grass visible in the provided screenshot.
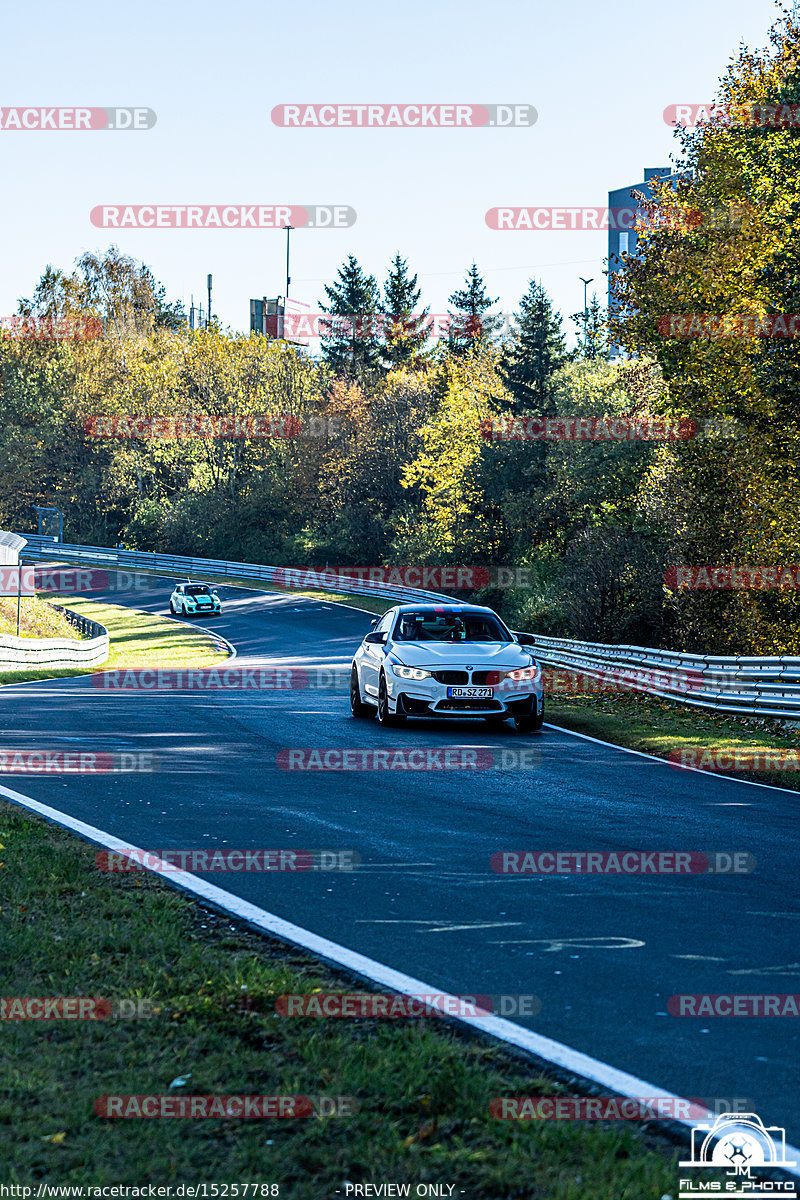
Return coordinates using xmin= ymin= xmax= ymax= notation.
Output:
xmin=0 ymin=797 xmax=712 ymax=1197
xmin=0 ymin=598 xmax=229 ymax=687
xmin=0 ymin=596 xmax=81 ymax=640
xmin=544 ymin=687 xmax=800 ymax=790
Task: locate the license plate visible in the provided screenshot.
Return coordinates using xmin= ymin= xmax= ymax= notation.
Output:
xmin=447 ymin=686 xmax=494 ymax=699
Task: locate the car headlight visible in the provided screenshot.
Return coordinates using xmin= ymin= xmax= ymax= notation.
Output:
xmin=392 ymin=664 xmax=432 ymax=681
xmin=504 ymin=665 xmax=539 ymax=681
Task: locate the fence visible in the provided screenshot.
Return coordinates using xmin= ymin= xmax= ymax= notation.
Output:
xmin=0 ymin=603 xmax=109 ymax=670
xmin=13 ymin=533 xmax=800 ymax=722
xmin=16 ymin=534 xmax=451 ymax=605
xmin=524 ymin=633 xmax=800 ymax=723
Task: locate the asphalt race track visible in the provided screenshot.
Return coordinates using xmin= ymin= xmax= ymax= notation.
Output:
xmin=4 ymin=576 xmax=798 ymax=1138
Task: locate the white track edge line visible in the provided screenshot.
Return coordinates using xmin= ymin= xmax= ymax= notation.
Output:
xmin=544 ymin=722 xmax=800 ymax=796
xmin=1 ymin=780 xmax=797 ymax=1175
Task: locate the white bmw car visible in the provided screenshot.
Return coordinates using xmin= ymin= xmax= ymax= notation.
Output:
xmin=350 ymin=603 xmax=544 ymax=732
xmin=169 ymin=582 xmax=222 ymax=618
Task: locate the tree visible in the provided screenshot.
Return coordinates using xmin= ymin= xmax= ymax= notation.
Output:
xmin=149 ymin=275 xmax=187 ymax=330
xmin=570 ymin=293 xmax=608 ymax=360
xmin=381 ymin=254 xmax=429 ymax=368
xmin=611 ymin=11 xmax=800 ymax=650
xmin=447 ymin=263 xmax=500 ymax=354
xmin=319 ymin=255 xmax=381 ymax=376
xmin=500 ymin=278 xmax=568 ymax=412
xmin=400 ymin=350 xmax=509 ymax=558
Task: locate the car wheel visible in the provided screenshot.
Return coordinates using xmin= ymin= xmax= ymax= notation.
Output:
xmin=377 ymin=673 xmax=405 ymax=726
xmin=514 ymin=702 xmax=543 ymax=733
xmin=169 ymin=600 xmax=176 ymax=614
xmin=350 ymin=666 xmax=375 ymax=718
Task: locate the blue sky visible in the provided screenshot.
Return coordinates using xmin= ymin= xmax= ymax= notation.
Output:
xmin=0 ymin=0 xmax=783 ymax=346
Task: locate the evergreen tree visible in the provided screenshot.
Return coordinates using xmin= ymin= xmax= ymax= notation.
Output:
xmin=570 ymin=293 xmax=609 ymax=360
xmin=381 ymin=253 xmax=429 ymax=368
xmin=320 ymin=255 xmax=381 ymax=375
xmin=447 ymin=263 xmax=500 ymax=354
xmin=500 ymin=278 xmax=568 ymax=412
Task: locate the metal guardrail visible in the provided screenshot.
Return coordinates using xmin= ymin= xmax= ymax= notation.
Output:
xmin=529 ymin=633 xmax=800 ymax=723
xmin=13 ymin=533 xmax=800 ymax=722
xmin=0 ymin=602 xmax=109 ymax=670
xmin=51 ymin=604 xmax=108 ymax=643
xmin=17 ymin=535 xmax=454 ymax=606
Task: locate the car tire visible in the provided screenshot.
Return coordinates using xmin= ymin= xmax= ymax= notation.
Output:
xmin=169 ymin=600 xmax=176 ymax=614
xmin=377 ymin=673 xmax=405 ymax=726
xmin=514 ymin=702 xmax=543 ymax=733
xmin=350 ymin=666 xmax=375 ymax=718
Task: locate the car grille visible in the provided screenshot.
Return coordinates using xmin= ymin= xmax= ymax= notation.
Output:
xmin=437 ymin=699 xmax=504 ymax=711
xmin=471 ymin=670 xmax=503 ymax=685
xmin=431 ymin=669 xmax=504 ymax=685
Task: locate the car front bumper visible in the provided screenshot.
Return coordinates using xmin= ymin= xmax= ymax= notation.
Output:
xmin=385 ymin=672 xmax=542 ymax=718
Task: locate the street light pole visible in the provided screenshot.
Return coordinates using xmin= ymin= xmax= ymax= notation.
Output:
xmin=579 ymin=277 xmax=594 ymax=355
xmin=16 ymin=558 xmax=25 ymax=638
xmin=283 ymin=224 xmax=294 ymax=299
xmin=207 ymin=274 xmax=212 ymax=327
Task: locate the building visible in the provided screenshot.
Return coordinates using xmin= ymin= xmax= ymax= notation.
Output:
xmin=608 ymin=167 xmax=675 ymax=356
xmin=250 ymin=296 xmax=311 ymax=347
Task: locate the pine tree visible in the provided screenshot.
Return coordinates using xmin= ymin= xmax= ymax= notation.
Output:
xmin=500 ymin=279 xmax=568 ymax=412
xmin=447 ymin=263 xmax=500 ymax=354
xmin=320 ymin=255 xmax=381 ymax=375
xmin=381 ymin=254 xmax=429 ymax=368
xmin=570 ymin=293 xmax=609 ymax=360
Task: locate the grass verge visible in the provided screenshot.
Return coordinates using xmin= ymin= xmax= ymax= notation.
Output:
xmin=544 ymin=688 xmax=800 ymax=791
xmin=0 ymin=598 xmax=229 ymax=688
xmin=0 ymin=596 xmax=80 ymax=640
xmin=0 ymin=795 xmax=716 ymax=1198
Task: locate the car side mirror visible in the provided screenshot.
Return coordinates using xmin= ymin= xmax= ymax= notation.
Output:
xmin=516 ymin=632 xmax=536 ymax=646
xmin=364 ymin=631 xmax=387 ymax=644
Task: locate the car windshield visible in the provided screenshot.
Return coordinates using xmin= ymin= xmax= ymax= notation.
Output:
xmin=186 ymin=586 xmax=212 ymax=596
xmin=394 ymin=610 xmax=510 ymax=643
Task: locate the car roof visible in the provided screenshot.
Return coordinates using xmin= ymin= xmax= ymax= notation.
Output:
xmin=392 ymin=603 xmax=498 ymax=615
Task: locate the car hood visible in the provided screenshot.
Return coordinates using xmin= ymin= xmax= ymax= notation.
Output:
xmin=389 ymin=641 xmax=534 ymax=669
